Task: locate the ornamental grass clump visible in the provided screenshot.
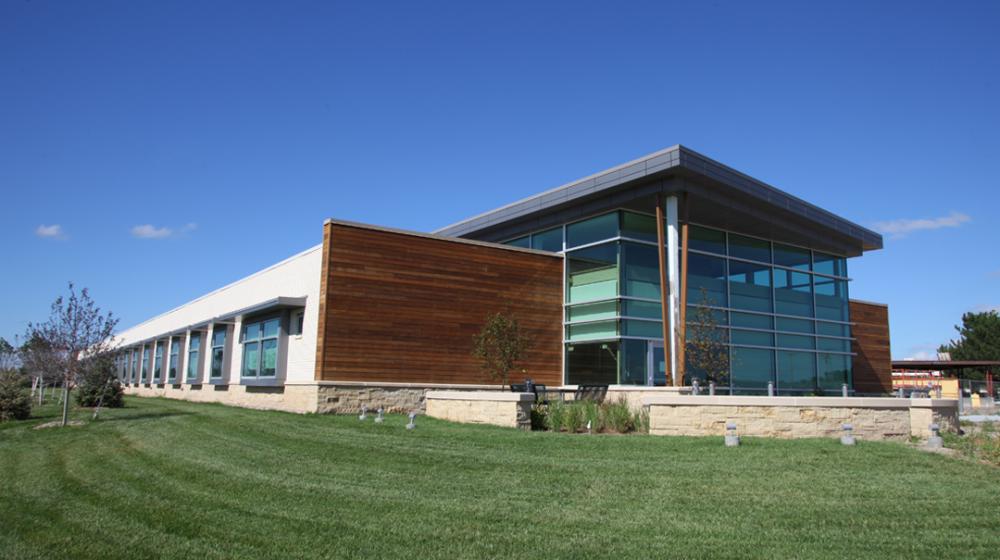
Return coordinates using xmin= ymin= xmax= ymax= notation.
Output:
xmin=602 ymin=398 xmax=634 ymax=433
xmin=546 ymin=399 xmax=566 ymax=432
xmin=565 ymin=402 xmax=584 ymax=433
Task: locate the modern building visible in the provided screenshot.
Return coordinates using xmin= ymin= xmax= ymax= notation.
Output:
xmin=115 ymin=145 xmax=893 ymax=413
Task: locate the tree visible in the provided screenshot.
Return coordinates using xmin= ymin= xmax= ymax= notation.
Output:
xmin=75 ymin=352 xmax=124 ymax=411
xmin=685 ymin=287 xmax=730 ymax=386
xmin=22 ymin=283 xmax=118 ymax=427
xmin=939 ymin=310 xmax=1000 ymax=379
xmin=473 ymin=311 xmax=529 ymax=388
xmin=0 ymin=370 xmax=31 ymax=421
xmin=0 ymin=337 xmax=18 ymax=372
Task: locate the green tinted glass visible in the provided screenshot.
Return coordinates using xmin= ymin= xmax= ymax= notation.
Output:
xmin=689 ymin=226 xmax=725 ymax=255
xmin=621 ymin=211 xmax=658 ymax=242
xmin=566 ymin=320 xmax=617 ymax=341
xmin=729 ymin=234 xmax=771 ymax=263
xmin=566 ymin=212 xmax=618 ymax=248
xmin=531 ymin=227 xmax=562 ymax=252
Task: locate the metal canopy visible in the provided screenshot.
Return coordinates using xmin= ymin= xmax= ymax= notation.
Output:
xmin=892 ymin=360 xmax=1000 ymax=371
xmin=434 ymin=145 xmax=883 ymax=257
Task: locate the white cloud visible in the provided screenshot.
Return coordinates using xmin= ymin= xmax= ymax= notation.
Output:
xmin=131 ymin=223 xmax=198 ymax=239
xmin=903 ymin=350 xmax=937 ymax=361
xmin=35 ymin=224 xmax=66 ymax=239
xmin=873 ymin=211 xmax=971 ymax=239
xmin=131 ymin=224 xmax=173 ymax=239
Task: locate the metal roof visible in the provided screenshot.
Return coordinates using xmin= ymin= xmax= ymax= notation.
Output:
xmin=434 ymin=145 xmax=883 ymax=256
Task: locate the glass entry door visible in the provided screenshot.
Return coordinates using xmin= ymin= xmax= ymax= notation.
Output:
xmin=647 ymin=342 xmax=667 ymax=386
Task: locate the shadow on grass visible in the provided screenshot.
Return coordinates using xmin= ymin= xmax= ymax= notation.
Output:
xmin=96 ymin=410 xmax=193 ymax=423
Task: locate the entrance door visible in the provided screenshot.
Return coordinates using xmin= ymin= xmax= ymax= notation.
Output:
xmin=647 ymin=342 xmax=667 ymax=386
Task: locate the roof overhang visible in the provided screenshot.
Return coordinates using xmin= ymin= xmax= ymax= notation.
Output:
xmin=434 ymin=145 xmax=883 ymax=257
xmin=121 ymin=296 xmax=307 ymax=347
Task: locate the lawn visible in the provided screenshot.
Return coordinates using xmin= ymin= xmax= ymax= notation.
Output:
xmin=1 ymin=398 xmax=999 ymax=559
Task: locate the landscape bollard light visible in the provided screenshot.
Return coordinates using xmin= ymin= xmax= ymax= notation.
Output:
xmin=898 ymin=387 xmax=905 ymax=398
xmin=840 ymin=424 xmax=856 ymax=446
xmin=586 ymin=420 xmax=592 ymax=434
xmin=767 ymin=382 xmax=775 ymax=397
xmin=692 ymin=379 xmax=700 ymax=395
xmin=725 ymin=422 xmax=740 ymax=447
xmin=709 ymin=381 xmax=716 ymax=396
xmin=934 ymin=386 xmax=943 ymax=399
xmin=359 ymin=405 xmax=368 ymax=421
xmin=842 ymin=383 xmax=849 ymax=398
xmin=406 ymin=412 xmax=417 ymax=430
xmin=375 ymin=407 xmax=385 ymax=424
xmin=927 ymin=423 xmax=943 ymax=449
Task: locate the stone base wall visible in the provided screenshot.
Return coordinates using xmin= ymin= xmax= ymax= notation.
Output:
xmin=645 ymin=396 xmax=959 ymax=441
xmin=425 ymin=391 xmax=532 ymax=429
xmin=316 ymin=385 xmax=429 ymax=414
xmin=123 ymin=383 xmax=320 ymax=414
xmin=123 ymin=382 xmax=506 ymax=415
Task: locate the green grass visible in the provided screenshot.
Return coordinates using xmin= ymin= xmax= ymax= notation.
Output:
xmin=2 ymin=398 xmax=999 ymax=559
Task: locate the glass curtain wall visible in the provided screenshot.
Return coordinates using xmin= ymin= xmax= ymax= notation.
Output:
xmin=686 ymin=225 xmax=853 ymax=394
xmin=506 ymin=210 xmax=853 ymax=390
xmin=507 ymin=210 xmax=667 ymax=385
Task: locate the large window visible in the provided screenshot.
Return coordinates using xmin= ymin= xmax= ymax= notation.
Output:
xmin=153 ymin=342 xmax=164 ymax=383
xmin=683 ymin=224 xmax=854 ymax=393
xmin=210 ymin=327 xmax=227 ymax=380
xmin=566 ymin=341 xmax=619 ymax=385
xmin=167 ymin=337 xmax=180 ymax=383
xmin=141 ymin=346 xmax=150 ymax=383
xmin=566 ymin=242 xmax=618 ymax=303
xmin=548 ymin=213 xmax=855 ymax=391
xmin=621 ymin=242 xmax=660 ymax=299
xmin=131 ymin=349 xmax=138 ymax=384
xmin=187 ymin=332 xmax=201 ymax=382
xmin=566 ymin=212 xmax=618 ymax=248
xmin=241 ymin=317 xmax=280 ymax=379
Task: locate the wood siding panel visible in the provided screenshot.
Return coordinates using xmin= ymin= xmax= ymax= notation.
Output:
xmin=850 ymin=300 xmax=892 ymax=394
xmin=317 ymin=223 xmax=564 ymax=386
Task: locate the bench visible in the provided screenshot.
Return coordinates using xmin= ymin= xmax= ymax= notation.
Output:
xmin=574 ymin=384 xmax=608 ymax=403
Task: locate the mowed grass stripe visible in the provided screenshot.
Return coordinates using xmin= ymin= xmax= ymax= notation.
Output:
xmin=2 ymin=397 xmax=1000 ymax=559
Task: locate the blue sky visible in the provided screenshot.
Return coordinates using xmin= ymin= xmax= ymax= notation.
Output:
xmin=1 ymin=1 xmax=997 ymax=360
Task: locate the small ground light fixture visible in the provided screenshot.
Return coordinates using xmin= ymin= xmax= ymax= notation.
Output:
xmin=725 ymin=422 xmax=740 ymax=447
xmin=406 ymin=412 xmax=417 ymax=430
xmin=359 ymin=405 xmax=368 ymax=421
xmin=841 ymin=424 xmax=856 ymax=446
xmin=375 ymin=407 xmax=385 ymax=424
xmin=586 ymin=420 xmax=592 ymax=434
xmin=927 ymin=423 xmax=943 ymax=449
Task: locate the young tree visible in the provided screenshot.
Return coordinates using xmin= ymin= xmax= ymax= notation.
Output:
xmin=22 ymin=283 xmax=118 ymax=427
xmin=685 ymin=287 xmax=730 ymax=386
xmin=473 ymin=311 xmax=529 ymax=388
xmin=939 ymin=310 xmax=1000 ymax=379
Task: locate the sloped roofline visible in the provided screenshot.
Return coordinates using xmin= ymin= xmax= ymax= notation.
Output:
xmin=434 ymin=145 xmax=882 ymax=251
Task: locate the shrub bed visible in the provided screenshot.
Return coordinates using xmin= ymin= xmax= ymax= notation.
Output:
xmin=532 ymin=397 xmax=648 ymax=434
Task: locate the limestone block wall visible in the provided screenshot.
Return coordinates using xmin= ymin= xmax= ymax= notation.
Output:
xmin=425 ymin=391 xmax=532 ymax=429
xmin=644 ymin=396 xmax=959 ymax=441
xmin=123 ymin=383 xmax=320 ymax=414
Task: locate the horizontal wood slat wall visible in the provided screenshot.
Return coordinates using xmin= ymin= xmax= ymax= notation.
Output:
xmin=316 ymin=222 xmax=564 ymax=386
xmin=850 ymin=300 xmax=893 ymax=394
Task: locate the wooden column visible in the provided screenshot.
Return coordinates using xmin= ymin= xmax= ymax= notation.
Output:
xmin=677 ymin=193 xmax=689 ymax=383
xmin=655 ymin=194 xmax=673 ymax=385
